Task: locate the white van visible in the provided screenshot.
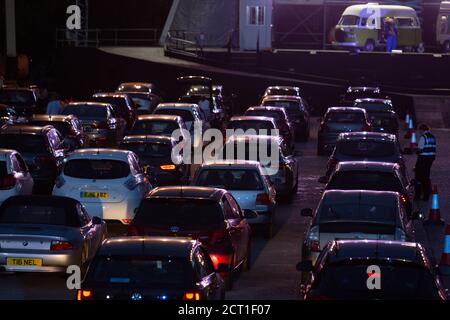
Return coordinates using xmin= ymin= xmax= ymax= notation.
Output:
xmin=437 ymin=1 xmax=450 ymax=52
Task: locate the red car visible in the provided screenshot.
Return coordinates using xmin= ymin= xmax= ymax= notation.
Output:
xmin=128 ymin=186 xmax=257 ymax=290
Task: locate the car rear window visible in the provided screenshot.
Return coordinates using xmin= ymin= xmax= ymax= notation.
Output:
xmin=30 ymin=121 xmax=72 ymax=136
xmin=135 ymin=198 xmax=223 ymax=229
xmin=0 ymin=90 xmax=35 ymax=107
xmin=222 ymin=141 xmax=283 ymax=163
xmin=64 ymin=159 xmax=130 ymax=179
xmin=62 ymin=106 xmax=108 ymax=121
xmin=121 ymin=142 xmax=172 ymax=159
xmin=245 ymin=110 xmax=283 ymax=121
xmin=326 ymin=112 xmax=365 ymax=123
xmin=266 ymin=89 xmax=297 ymax=96
xmin=314 ymin=262 xmax=440 ymax=300
xmin=368 ymin=113 xmax=398 ymax=128
xmin=0 ymin=162 xmax=8 ymax=177
xmin=131 ymin=120 xmax=179 ymax=136
xmin=196 ymin=169 xmax=264 ymax=191
xmin=327 ymin=172 xmax=404 ymax=192
xmin=154 ymin=109 xmax=194 ymax=122
xmin=0 ymin=134 xmax=47 ymax=154
xmin=91 ymin=97 xmax=128 ymax=117
xmin=263 ymin=100 xmax=299 ymax=115
xmin=87 ymin=256 xmax=191 ymax=287
xmin=229 ymin=120 xmax=275 ymax=132
xmin=354 ymin=102 xmax=393 ymax=112
xmin=318 ymin=203 xmax=396 ymax=224
xmin=337 ymin=140 xmax=397 ymax=157
xmin=0 ymin=204 xmax=80 ymax=227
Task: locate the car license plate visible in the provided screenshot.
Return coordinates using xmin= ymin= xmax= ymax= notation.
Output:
xmin=7 ymin=258 xmax=42 ymax=267
xmin=81 ymin=192 xmax=109 ymax=199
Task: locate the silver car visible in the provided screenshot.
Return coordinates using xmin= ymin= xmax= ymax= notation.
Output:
xmin=0 ymin=196 xmax=107 ymax=273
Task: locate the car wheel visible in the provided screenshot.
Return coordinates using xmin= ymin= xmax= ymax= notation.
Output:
xmin=363 ymin=40 xmax=375 ymax=52
xmin=243 ymin=240 xmax=252 ymax=271
xmin=416 ymin=43 xmax=425 ymax=53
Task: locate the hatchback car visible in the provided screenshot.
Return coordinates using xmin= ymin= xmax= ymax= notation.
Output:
xmin=128 ymin=186 xmax=256 ymax=290
xmin=62 ymin=102 xmax=126 ymax=148
xmin=340 ymin=86 xmax=383 ymax=106
xmin=244 ymin=107 xmax=294 ymax=151
xmin=91 ymin=93 xmax=136 ymax=130
xmin=29 ymin=114 xmax=86 ymax=150
xmin=325 ymin=161 xmax=414 ymax=218
xmin=0 ymin=195 xmax=107 ymax=273
xmin=0 ymin=125 xmax=66 ymax=193
xmin=323 ymin=132 xmax=405 ymax=178
xmin=301 ymin=190 xmax=418 ymax=265
xmin=0 ymin=149 xmax=33 ymax=204
xmin=128 ymin=115 xmax=188 ymax=140
xmin=0 ymin=87 xmax=37 ymax=118
xmin=53 ymin=149 xmax=152 ymax=225
xmin=77 ymin=237 xmax=225 ymax=300
xmin=298 ymin=240 xmax=448 ymax=300
xmin=192 ymin=161 xmax=276 ymax=238
xmin=317 ymin=107 xmax=371 ymax=155
xmin=354 ymin=98 xmax=399 ymax=135
xmin=120 ymin=135 xmax=190 ymax=186
xmin=261 ymin=95 xmax=310 ymax=141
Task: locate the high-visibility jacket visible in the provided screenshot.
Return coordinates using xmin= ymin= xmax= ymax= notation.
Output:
xmin=418 ymin=131 xmax=437 ymax=156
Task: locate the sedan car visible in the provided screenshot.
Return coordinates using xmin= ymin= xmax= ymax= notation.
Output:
xmin=301 ymin=190 xmax=418 ymax=265
xmin=325 ymin=161 xmax=414 ymax=218
xmin=261 ymin=95 xmax=310 ymax=141
xmin=62 ymin=102 xmax=126 ymax=148
xmin=120 ymin=135 xmax=190 ymax=186
xmin=323 ymin=132 xmax=405 ymax=178
xmin=0 ymin=195 xmax=107 ymax=273
xmin=192 ymin=161 xmax=276 ymax=238
xmin=128 ymin=186 xmax=256 ymax=290
xmin=77 ymin=237 xmax=225 ymax=300
xmin=317 ymin=107 xmax=372 ymax=156
xmin=0 ymin=149 xmax=34 ymax=204
xmin=0 ymin=87 xmax=38 ymax=118
xmin=298 ymin=240 xmax=448 ymax=300
xmin=53 ymin=149 xmax=152 ymax=225
xmin=91 ymin=93 xmax=136 ymax=130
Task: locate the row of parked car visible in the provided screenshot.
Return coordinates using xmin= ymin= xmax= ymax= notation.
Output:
xmin=297 ymin=86 xmax=448 ymax=300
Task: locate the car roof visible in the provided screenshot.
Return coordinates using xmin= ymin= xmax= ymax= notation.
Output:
xmin=246 ymin=106 xmax=286 ymax=113
xmin=266 ymin=86 xmax=299 ymax=91
xmin=92 ymin=92 xmax=128 ymax=99
xmin=122 ymin=135 xmax=175 ymax=145
xmin=230 ymin=116 xmax=275 ymax=123
xmin=262 ymin=95 xmax=301 ymax=102
xmin=327 ymin=107 xmax=366 ymax=113
xmin=67 ymin=149 xmax=133 ymax=161
xmin=354 ymin=98 xmax=392 ymax=104
xmin=338 ymin=131 xmax=396 ymax=142
xmin=66 ymin=102 xmax=112 ymax=108
xmin=0 ymin=125 xmax=54 ymax=135
xmin=347 ymin=86 xmax=381 ymax=93
xmin=321 ymin=190 xmax=399 ymax=206
xmin=0 ymin=149 xmax=17 ymax=156
xmin=326 ymin=240 xmax=427 ymax=266
xmin=335 ymin=161 xmax=400 ymax=173
xmin=97 ymin=236 xmax=199 ymax=259
xmin=156 ymin=103 xmax=198 ymax=110
xmin=148 ymin=186 xmax=225 ymax=201
xmin=30 ymin=114 xmax=75 ymax=122
xmin=137 ymin=114 xmax=181 ymax=122
xmin=226 ymin=134 xmax=283 ymax=144
xmin=199 ymin=160 xmax=262 ymax=171
xmin=0 ymin=87 xmax=34 ymax=92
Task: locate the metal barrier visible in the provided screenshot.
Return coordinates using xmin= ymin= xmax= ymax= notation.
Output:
xmin=56 ymin=28 xmax=161 ymax=48
xmin=165 ymin=30 xmax=203 ymax=56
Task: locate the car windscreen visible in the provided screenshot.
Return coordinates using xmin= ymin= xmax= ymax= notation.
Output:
xmin=339 ymin=15 xmax=360 ymax=26
xmin=263 ymin=100 xmax=299 ymax=115
xmin=154 ymin=109 xmax=194 ymax=122
xmin=92 ymin=97 xmax=128 ymax=116
xmin=196 ymin=169 xmax=264 ymax=191
xmin=121 ymin=142 xmax=172 ymax=159
xmin=135 ymin=198 xmax=223 ymax=229
xmin=30 ymin=121 xmax=72 ymax=136
xmin=326 ymin=112 xmax=365 ymax=123
xmin=354 ymin=102 xmax=392 ymax=112
xmin=131 ymin=97 xmax=152 ymax=111
xmin=337 ymin=140 xmax=397 ymax=157
xmin=318 ymin=203 xmax=396 ymax=224
xmin=62 ymin=106 xmax=107 ymax=121
xmin=0 ymin=204 xmax=80 ymax=227
xmin=131 ymin=120 xmax=179 ymax=136
xmin=0 ymin=90 xmax=35 ymax=107
xmin=313 ymin=262 xmax=441 ymax=300
xmin=64 ymin=159 xmax=130 ymax=179
xmin=327 ymin=171 xmax=404 ymax=193
xmin=0 ymin=134 xmax=47 ymax=154
xmin=87 ymin=256 xmax=191 ymax=288
xmin=229 ymin=120 xmax=275 ymax=132
xmin=245 ymin=110 xmax=282 ymax=121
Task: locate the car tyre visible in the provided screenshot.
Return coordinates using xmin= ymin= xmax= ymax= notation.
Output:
xmin=364 ymin=40 xmax=375 ymax=52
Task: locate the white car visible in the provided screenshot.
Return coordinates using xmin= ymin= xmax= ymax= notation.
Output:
xmin=0 ymin=149 xmax=34 ymax=204
xmin=53 ymin=149 xmax=152 ymax=224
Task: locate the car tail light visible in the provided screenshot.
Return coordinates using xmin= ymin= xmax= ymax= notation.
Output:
xmin=211 ymin=229 xmax=230 ymax=244
xmin=307 ymin=225 xmax=321 ymax=252
xmin=256 ymin=193 xmax=271 ymax=205
xmin=77 ymin=289 xmax=93 ymax=301
xmin=0 ymin=174 xmax=16 ymax=190
xmin=55 ymin=176 xmax=65 ymax=188
xmin=121 ymin=218 xmax=132 ymax=225
xmin=50 ymin=241 xmax=73 ymax=251
xmin=127 ymin=225 xmax=140 ymax=236
xmin=160 ymin=164 xmax=176 ymax=171
xmin=400 ymin=194 xmax=408 ymax=204
xmin=183 ymin=292 xmax=201 ymax=301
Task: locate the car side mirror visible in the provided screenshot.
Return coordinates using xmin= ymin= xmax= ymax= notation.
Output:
xmin=301 ymin=208 xmax=313 ymax=217
xmin=243 ymin=209 xmax=258 ymax=220
xmin=296 ymin=260 xmax=313 ymax=272
xmin=318 ymin=176 xmax=328 ymax=184
xmin=92 ymin=216 xmax=102 ymax=225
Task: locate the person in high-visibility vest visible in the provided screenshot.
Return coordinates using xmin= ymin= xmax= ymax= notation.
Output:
xmin=414 ymin=124 xmax=437 ymax=201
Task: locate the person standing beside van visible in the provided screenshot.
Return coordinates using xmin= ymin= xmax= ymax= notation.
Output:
xmin=384 ymin=17 xmax=398 ymax=52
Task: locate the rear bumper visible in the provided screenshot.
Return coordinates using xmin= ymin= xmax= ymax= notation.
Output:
xmin=0 ymin=251 xmax=81 ymax=273
xmin=81 ymin=198 xmax=141 ymax=224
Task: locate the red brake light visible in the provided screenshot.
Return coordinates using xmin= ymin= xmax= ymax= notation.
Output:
xmin=77 ymin=289 xmax=93 ymax=301
xmin=121 ymin=218 xmax=132 ymax=225
xmin=256 ymin=193 xmax=271 ymax=205
xmin=183 ymin=292 xmax=201 ymax=301
xmin=400 ymin=194 xmax=408 ymax=203
xmin=50 ymin=241 xmax=73 ymax=251
xmin=0 ymin=174 xmax=16 ymax=189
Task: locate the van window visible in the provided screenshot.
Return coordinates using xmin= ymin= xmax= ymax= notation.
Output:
xmin=396 ymin=17 xmax=416 ymax=27
xmin=339 ymin=15 xmax=360 ymax=26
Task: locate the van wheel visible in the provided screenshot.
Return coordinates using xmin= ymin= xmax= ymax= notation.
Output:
xmin=416 ymin=43 xmax=425 ymax=53
xmin=363 ymin=40 xmax=375 ymax=52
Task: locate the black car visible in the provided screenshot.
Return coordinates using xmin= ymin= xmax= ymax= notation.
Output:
xmin=120 ymin=135 xmax=190 ymax=186
xmin=354 ymin=98 xmax=399 ymax=135
xmin=297 ymin=240 xmax=448 ymax=300
xmin=29 ymin=114 xmax=87 ymax=150
xmin=78 ymin=237 xmax=225 ymax=300
xmin=0 ymin=125 xmax=66 ymax=193
xmin=0 ymin=104 xmax=18 ymax=127
xmin=91 ymin=93 xmax=136 ymax=130
xmin=0 ymin=87 xmax=38 ymax=118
